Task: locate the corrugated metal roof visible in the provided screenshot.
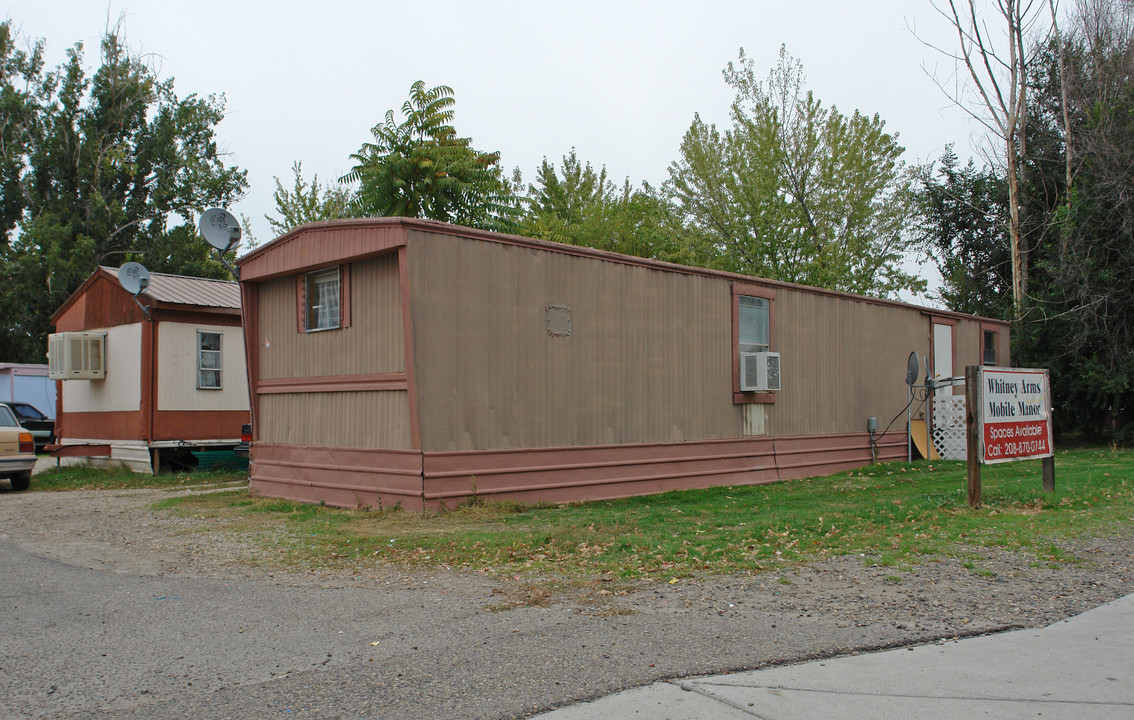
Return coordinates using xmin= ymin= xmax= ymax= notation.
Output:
xmin=237 ymin=218 xmax=1009 ymax=327
xmin=99 ymin=266 xmax=241 ymax=309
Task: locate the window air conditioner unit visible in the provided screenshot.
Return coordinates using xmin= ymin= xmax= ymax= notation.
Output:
xmin=47 ymin=332 xmax=107 ymax=380
xmin=740 ymin=351 xmax=780 ymax=392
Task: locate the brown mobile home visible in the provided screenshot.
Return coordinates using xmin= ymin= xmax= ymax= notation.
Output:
xmin=237 ymin=218 xmax=1009 ymax=510
xmin=49 ymin=267 xmax=251 ymax=473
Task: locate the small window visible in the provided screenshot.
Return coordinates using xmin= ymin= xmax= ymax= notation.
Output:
xmin=982 ymin=330 xmax=998 ymax=366
xmin=198 ymin=331 xmax=222 ymax=389
xmin=306 ymin=267 xmax=341 ymax=331
xmin=739 ymin=296 xmax=770 ymax=353
xmin=732 ymin=284 xmax=776 ymax=403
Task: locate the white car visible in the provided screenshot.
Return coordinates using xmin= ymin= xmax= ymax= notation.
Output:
xmin=0 ymin=403 xmax=35 ymax=491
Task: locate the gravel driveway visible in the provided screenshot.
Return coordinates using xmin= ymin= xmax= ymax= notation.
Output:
xmin=1 ymin=486 xmax=1131 ymax=719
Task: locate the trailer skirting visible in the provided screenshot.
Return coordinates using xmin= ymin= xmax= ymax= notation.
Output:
xmin=249 ymin=432 xmax=905 ymax=511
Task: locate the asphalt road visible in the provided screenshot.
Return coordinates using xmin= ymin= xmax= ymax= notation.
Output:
xmin=1 ymin=535 xmax=970 ymax=720
xmin=4 ymin=481 xmax=1130 ymax=720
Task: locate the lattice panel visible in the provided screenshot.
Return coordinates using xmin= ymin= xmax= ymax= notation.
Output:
xmin=932 ymin=395 xmax=968 ymax=460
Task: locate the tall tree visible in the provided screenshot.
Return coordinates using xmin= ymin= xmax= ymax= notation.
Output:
xmin=1013 ymin=0 xmax=1134 ymax=438
xmin=929 ymin=0 xmax=1052 ymax=321
xmin=912 ymin=146 xmax=1012 ymax=319
xmin=666 ymin=46 xmax=923 ymax=298
xmin=0 ymin=22 xmax=46 ymax=240
xmin=0 ymin=23 xmax=247 ymax=362
xmin=265 ymin=161 xmax=353 ymax=237
xmin=918 ymin=1 xmax=1134 ymax=439
xmin=342 ymin=81 xmax=514 ymax=231
xmin=517 ymin=149 xmax=693 ymax=261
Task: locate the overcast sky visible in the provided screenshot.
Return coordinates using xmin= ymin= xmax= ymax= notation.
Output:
xmin=6 ymin=0 xmax=1004 ymax=301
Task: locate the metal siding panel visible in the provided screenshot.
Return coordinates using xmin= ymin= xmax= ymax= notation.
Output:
xmin=60 ymin=324 xmax=143 ymax=414
xmin=767 ymin=291 xmax=925 ymax=437
xmin=258 ymin=391 xmax=411 ymax=449
xmin=250 ymin=443 xmax=423 ymax=510
xmin=155 ymin=323 xmax=249 ymax=411
xmin=142 ymin=272 xmax=241 ymax=309
xmin=87 ymin=266 xmax=240 ymax=312
xmin=238 ymin=223 xmax=405 ymax=280
xmin=256 ymin=254 xmax=403 ymax=380
xmin=410 ymin=233 xmax=739 ymax=452
xmin=954 ymin=318 xmax=981 ymax=370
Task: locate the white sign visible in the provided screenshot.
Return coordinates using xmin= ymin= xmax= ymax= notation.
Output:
xmin=980 ymin=367 xmax=1053 ymax=463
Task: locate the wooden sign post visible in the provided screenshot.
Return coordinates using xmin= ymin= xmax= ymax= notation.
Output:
xmin=965 ymin=365 xmax=1055 ymax=509
xmin=965 ymin=365 xmax=981 ymax=508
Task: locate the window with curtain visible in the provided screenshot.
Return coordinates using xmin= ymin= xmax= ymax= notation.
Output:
xmin=306 ymin=267 xmax=341 ymax=331
xmin=198 ymin=331 xmax=222 ymax=389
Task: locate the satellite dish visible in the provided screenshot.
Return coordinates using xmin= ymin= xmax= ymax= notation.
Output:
xmin=199 ymin=208 xmax=241 ymax=251
xmin=906 ymin=351 xmax=920 ymax=386
xmin=118 ymin=262 xmax=151 ymax=296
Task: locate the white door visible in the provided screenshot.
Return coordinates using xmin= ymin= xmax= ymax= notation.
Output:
xmin=932 ymin=323 xmax=953 ymax=381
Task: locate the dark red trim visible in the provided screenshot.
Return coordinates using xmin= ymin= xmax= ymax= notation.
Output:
xmin=247 ymin=432 xmax=906 ymax=511
xmin=341 ymin=263 xmax=352 ymax=329
xmin=152 ymin=410 xmax=250 ymax=441
xmin=58 ymin=411 xmax=141 ymax=440
xmin=59 ymin=408 xmax=249 ymax=443
xmin=52 ymin=268 xmax=241 ymax=327
xmin=49 ymin=444 xmax=112 ymax=458
xmin=238 ymin=224 xmax=404 ymax=282
xmin=54 ymin=379 xmax=63 ymax=438
xmin=257 ymin=373 xmax=408 ymax=394
xmin=398 ymin=246 xmax=422 ymax=451
xmin=141 ymin=317 xmax=155 ymax=442
xmin=242 ymin=283 xmax=260 ymax=442
xmin=295 ymin=275 xmax=306 ymax=333
xmin=923 ymin=312 xmax=959 ymax=325
xmin=249 ymin=443 xmax=425 ymax=510
xmin=151 ymin=309 xmax=241 ymax=325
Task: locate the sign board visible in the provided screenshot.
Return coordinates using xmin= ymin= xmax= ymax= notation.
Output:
xmin=979 ymin=367 xmax=1053 ymax=463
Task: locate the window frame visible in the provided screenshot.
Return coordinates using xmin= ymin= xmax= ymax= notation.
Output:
xmin=731 ymin=283 xmax=777 ymax=404
xmin=981 ymin=325 xmax=1000 ymax=367
xmin=297 ymin=264 xmax=352 ymax=333
xmin=197 ymin=330 xmax=223 ymax=390
xmin=305 ymin=266 xmax=341 ymax=332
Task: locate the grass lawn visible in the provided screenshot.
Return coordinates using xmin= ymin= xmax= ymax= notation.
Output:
xmin=31 ymin=464 xmax=247 ymax=491
xmin=134 ymin=446 xmax=1134 ymax=580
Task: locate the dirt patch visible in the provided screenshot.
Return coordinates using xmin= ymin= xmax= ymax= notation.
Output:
xmin=2 ymin=486 xmax=1131 ymax=637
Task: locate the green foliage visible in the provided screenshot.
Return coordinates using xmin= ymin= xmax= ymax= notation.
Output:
xmin=31 ymin=464 xmax=245 ymax=491
xmin=265 ymin=161 xmax=353 ymax=237
xmin=516 ymin=149 xmax=695 ymax=261
xmin=1010 ymin=8 xmax=1134 ymax=440
xmin=0 ymin=22 xmax=247 ymax=362
xmin=666 ymin=46 xmax=924 ymax=298
xmin=912 ymin=2 xmax=1134 ymax=441
xmin=911 ymin=146 xmax=1012 ymax=319
xmin=159 ymin=448 xmax=1133 ymax=580
xmin=0 ymin=23 xmax=47 ymax=240
xmin=342 ymin=81 xmax=514 ymax=231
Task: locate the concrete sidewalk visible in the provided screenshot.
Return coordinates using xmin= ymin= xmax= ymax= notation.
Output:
xmin=533 ymin=592 xmax=1134 ymax=719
